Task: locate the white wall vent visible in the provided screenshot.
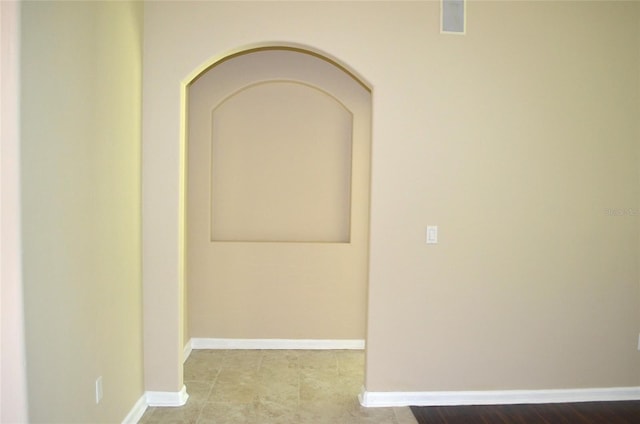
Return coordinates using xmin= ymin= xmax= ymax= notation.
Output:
xmin=441 ymin=0 xmax=466 ymax=34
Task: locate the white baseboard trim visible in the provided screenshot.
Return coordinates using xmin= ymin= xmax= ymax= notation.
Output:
xmin=189 ymin=338 xmax=365 ymax=350
xmin=121 ymin=394 xmax=147 ymax=424
xmin=146 ymin=385 xmax=189 ymax=407
xmin=358 ymin=386 xmax=640 ymax=407
xmin=183 ymin=341 xmax=192 ymax=362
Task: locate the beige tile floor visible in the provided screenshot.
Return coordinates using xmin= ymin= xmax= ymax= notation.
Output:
xmin=139 ymin=349 xmax=417 ymax=424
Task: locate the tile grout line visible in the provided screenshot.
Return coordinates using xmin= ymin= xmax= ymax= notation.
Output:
xmin=297 ymin=357 xmax=302 ymax=409
xmin=194 ymin=359 xmax=222 ymax=424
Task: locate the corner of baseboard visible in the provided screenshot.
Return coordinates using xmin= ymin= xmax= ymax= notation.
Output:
xmin=146 ymin=385 xmax=189 ymax=407
xmin=358 ymin=386 xmax=369 ymax=407
xmin=121 ymin=393 xmax=148 ymax=424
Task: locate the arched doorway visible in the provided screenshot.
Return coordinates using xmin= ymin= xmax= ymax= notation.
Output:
xmin=185 ymin=46 xmax=372 ymax=349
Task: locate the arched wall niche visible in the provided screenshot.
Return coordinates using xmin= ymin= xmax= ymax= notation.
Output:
xmin=181 ymin=44 xmax=373 ymax=352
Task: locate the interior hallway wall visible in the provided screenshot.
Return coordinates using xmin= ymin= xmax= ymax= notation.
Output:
xmin=143 ymin=0 xmax=640 ymax=393
xmin=20 ymin=1 xmax=144 ymax=421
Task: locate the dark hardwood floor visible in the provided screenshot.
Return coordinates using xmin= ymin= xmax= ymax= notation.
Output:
xmin=411 ymin=401 xmax=640 ymax=424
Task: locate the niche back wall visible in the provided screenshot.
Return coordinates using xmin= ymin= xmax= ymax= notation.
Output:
xmin=186 ymin=49 xmax=372 ymax=341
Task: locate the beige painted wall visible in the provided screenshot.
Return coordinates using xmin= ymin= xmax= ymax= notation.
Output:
xmin=143 ymin=1 xmax=640 ymax=393
xmin=20 ymin=1 xmax=144 ymax=421
xmin=187 ymin=49 xmax=371 ymax=340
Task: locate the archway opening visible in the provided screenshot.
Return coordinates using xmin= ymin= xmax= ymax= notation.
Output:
xmin=181 ymin=46 xmax=372 ymax=388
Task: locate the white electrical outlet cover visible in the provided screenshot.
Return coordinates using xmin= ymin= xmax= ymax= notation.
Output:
xmin=96 ymin=376 xmax=103 ymax=404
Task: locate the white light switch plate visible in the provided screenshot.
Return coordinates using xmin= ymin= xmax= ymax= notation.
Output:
xmin=426 ymin=226 xmax=438 ymax=244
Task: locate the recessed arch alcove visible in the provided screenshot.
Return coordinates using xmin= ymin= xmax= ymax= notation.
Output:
xmin=182 ymin=45 xmax=372 ymax=358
